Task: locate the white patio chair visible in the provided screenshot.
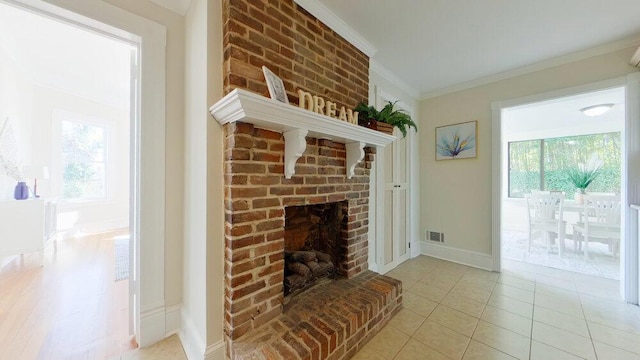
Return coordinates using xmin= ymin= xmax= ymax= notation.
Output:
xmin=573 ymin=194 xmax=621 ymax=259
xmin=525 ymin=191 xmax=566 ymax=256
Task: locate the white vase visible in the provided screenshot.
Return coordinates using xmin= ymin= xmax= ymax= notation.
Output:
xmin=575 ymin=192 xmax=584 ymax=205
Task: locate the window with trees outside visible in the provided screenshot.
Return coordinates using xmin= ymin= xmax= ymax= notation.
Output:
xmin=61 ymin=120 xmax=107 ymax=200
xmin=508 ymin=132 xmax=620 ymax=199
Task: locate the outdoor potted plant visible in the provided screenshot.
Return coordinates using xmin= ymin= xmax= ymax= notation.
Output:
xmin=567 ymin=155 xmax=603 ymax=204
xmin=354 ymin=101 xmax=418 ymax=137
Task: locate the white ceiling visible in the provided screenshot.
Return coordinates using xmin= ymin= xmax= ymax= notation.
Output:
xmin=503 ymin=87 xmax=625 ymax=141
xmin=0 ymin=3 xmax=133 ymax=109
xmin=140 ymin=0 xmax=640 ymax=99
xmin=4 ymin=0 xmax=638 ymax=105
xmin=314 ymin=0 xmax=640 ymax=98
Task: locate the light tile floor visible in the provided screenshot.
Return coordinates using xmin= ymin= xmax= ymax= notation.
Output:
xmin=353 ymin=255 xmax=640 ymax=360
xmin=115 ymin=256 xmax=640 ymax=360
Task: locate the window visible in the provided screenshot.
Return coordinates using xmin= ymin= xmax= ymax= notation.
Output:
xmin=61 ymin=120 xmax=107 ymax=200
xmin=508 ymin=132 xmax=620 ymax=198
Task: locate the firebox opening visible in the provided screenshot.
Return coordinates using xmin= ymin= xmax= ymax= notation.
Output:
xmin=283 ymin=201 xmax=347 ymax=297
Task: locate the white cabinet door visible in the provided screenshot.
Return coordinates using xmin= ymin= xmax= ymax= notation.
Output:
xmin=376 ymin=97 xmax=412 ymax=273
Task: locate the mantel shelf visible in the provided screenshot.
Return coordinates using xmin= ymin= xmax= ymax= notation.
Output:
xmin=209 ymin=89 xmax=396 ymax=179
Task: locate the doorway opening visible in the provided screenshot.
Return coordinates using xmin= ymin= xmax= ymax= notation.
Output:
xmin=491 ymin=77 xmax=640 ymax=304
xmin=0 ymin=1 xmax=139 ymax=357
xmin=501 ymin=87 xmax=624 ymax=281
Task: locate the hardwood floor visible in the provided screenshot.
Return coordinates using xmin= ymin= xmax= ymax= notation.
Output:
xmin=0 ymin=229 xmax=135 ymax=359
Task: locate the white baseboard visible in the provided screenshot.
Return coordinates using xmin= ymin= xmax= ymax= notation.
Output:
xmin=179 ymin=309 xmax=209 ymax=360
xmin=204 ymin=340 xmax=225 ymax=360
xmin=165 ymin=304 xmax=182 ymax=336
xmin=421 ymin=241 xmax=493 ymax=271
xmin=140 ymin=305 xmax=167 ymax=347
xmin=58 ymin=218 xmax=129 ymax=239
xmin=178 ymin=315 xmax=225 ymax=360
xmin=139 ymin=304 xmax=214 ymax=359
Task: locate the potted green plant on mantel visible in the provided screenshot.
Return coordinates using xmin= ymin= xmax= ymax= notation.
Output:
xmin=354 ymin=101 xmax=418 ymax=137
xmin=567 ymin=156 xmax=603 ymax=204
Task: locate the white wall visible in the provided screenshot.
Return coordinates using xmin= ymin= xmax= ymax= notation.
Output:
xmin=182 ymin=0 xmax=209 ymax=356
xmin=0 ymin=44 xmax=34 ymax=200
xmin=205 ymin=0 xmax=225 ymax=351
xmin=419 ymin=46 xmax=639 ymax=259
xmin=182 ymin=0 xmax=225 ymax=358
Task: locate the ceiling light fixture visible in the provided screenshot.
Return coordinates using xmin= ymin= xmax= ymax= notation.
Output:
xmin=579 ymin=103 xmax=614 ymax=117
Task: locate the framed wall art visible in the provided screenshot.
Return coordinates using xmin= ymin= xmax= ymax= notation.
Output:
xmin=262 ymin=66 xmax=289 ymax=104
xmin=435 ymin=120 xmax=477 ymax=160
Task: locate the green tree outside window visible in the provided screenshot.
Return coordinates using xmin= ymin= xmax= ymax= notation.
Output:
xmin=508 ymin=132 xmax=620 ymax=199
xmin=61 ymin=121 xmax=106 ymax=200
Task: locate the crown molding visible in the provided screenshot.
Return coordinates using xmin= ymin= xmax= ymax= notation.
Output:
xmin=293 ymin=0 xmax=377 ymax=57
xmin=148 ymin=0 xmax=190 ymax=16
xmin=421 ymin=34 xmax=640 ymax=101
xmin=370 ymin=60 xmax=420 ymax=100
xmin=631 ymin=46 xmax=640 ymax=67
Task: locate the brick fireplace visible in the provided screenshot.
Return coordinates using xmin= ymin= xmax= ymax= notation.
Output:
xmin=217 ymin=0 xmax=402 ymax=358
xmin=219 ymin=114 xmax=402 ymax=359
xmin=223 ymin=121 xmax=376 ymax=340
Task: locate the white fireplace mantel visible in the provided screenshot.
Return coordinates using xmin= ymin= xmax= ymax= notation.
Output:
xmin=209 ymin=89 xmax=396 ymax=179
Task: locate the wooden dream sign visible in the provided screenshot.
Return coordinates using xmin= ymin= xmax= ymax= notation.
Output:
xmin=297 ymin=90 xmax=358 ymax=125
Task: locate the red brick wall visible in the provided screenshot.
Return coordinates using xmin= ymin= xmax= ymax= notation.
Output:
xmin=223 ymin=122 xmax=374 ymax=340
xmin=222 ymin=0 xmax=369 ymax=111
xmin=221 ymin=0 xmax=375 ymax=345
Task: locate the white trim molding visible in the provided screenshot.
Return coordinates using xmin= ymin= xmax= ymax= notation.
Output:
xmin=165 ymin=304 xmax=182 ymax=336
xmin=370 ymin=60 xmax=420 ymax=100
xmin=624 ymin=72 xmax=640 ymax=304
xmin=491 ymin=101 xmax=502 ymax=272
xmin=292 ymin=0 xmax=377 ymax=57
xmin=491 ymin=76 xmax=640 ymax=303
xmin=209 ymin=89 xmax=395 ymax=179
xmin=180 ymin=309 xmax=226 ymax=360
xmin=630 ymin=47 xmax=640 ymax=67
xmin=209 ymin=89 xmax=395 ymax=147
xmin=148 ymin=0 xmax=190 ymax=15
xmin=140 ymin=305 xmax=167 ymax=347
xmin=179 ymin=309 xmax=206 ymax=360
xmin=204 ymin=341 xmax=226 ymax=360
xmin=10 ymin=0 xmax=169 ymax=347
xmin=420 ymin=241 xmax=493 ymax=271
xmin=422 ymin=34 xmax=640 ymax=100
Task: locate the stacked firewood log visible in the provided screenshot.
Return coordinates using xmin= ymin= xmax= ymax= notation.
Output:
xmin=284 ymin=250 xmax=335 ymax=294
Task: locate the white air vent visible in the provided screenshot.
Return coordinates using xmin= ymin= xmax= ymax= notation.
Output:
xmin=426 ymin=231 xmax=444 ymax=243
xmin=631 ymin=47 xmax=640 ymax=68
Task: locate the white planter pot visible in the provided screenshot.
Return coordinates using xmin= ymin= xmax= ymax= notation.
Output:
xmin=575 ymin=192 xmax=584 ymax=205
